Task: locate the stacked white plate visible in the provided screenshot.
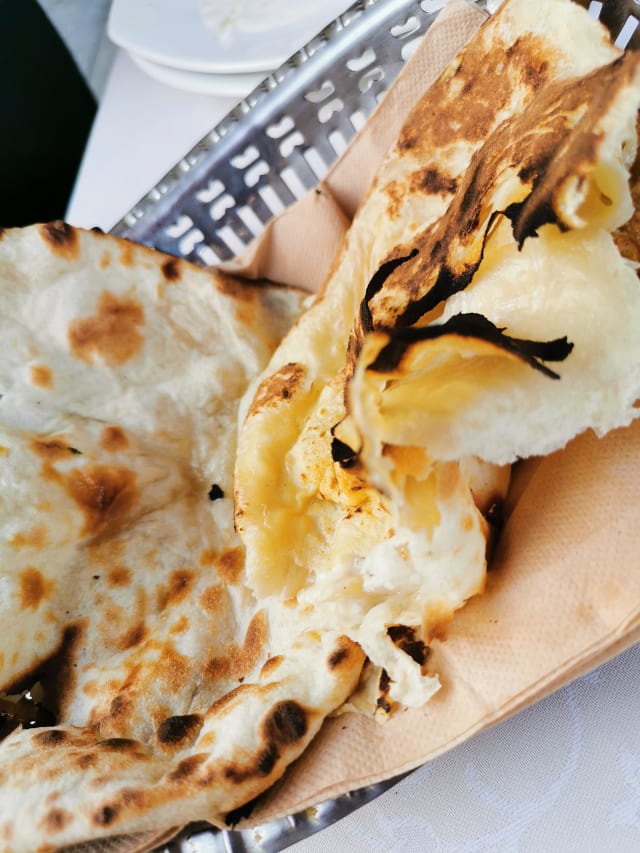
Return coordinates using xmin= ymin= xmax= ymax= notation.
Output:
xmin=108 ymin=0 xmax=351 ymax=96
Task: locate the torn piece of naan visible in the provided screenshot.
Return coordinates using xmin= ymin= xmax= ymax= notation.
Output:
xmin=0 ymin=224 xmax=364 ymax=851
xmin=350 ymin=49 xmax=640 ymax=470
xmin=235 ymin=0 xmax=640 ymax=714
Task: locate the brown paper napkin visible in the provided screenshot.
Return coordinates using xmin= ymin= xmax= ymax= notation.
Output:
xmin=80 ymin=0 xmax=640 ymax=848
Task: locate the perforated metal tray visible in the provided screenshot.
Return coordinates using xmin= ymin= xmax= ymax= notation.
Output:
xmin=110 ymin=0 xmax=640 ymax=270
xmin=110 ymin=0 xmax=492 ymax=265
xmin=108 ymin=1 xmax=639 ymax=850
xmin=161 ymin=775 xmax=411 ymax=852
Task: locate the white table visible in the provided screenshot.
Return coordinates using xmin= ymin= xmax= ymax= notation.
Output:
xmin=66 ymin=49 xmax=238 ymax=231
xmin=67 ymin=49 xmax=640 ymax=853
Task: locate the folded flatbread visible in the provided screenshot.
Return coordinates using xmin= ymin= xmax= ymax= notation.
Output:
xmin=1 ymin=0 xmax=640 ymax=849
xmin=0 ymin=224 xmax=364 ymax=850
xmin=235 ymin=0 xmax=640 ymax=710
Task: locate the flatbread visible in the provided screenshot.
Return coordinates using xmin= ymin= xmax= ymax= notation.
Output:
xmin=0 ymin=222 xmax=303 ymax=722
xmin=235 ymin=0 xmax=640 ymax=713
xmin=2 ymin=0 xmax=640 ymax=848
xmin=0 ymin=224 xmax=364 ymax=850
xmin=350 ymin=48 xmax=640 ymax=467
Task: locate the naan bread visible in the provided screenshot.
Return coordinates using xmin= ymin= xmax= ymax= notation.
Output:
xmin=351 ymin=48 xmax=640 ymax=468
xmin=235 ymin=0 xmax=640 ymax=713
xmin=3 ymin=0 xmax=640 ymax=848
xmin=0 ymin=224 xmax=364 ymax=850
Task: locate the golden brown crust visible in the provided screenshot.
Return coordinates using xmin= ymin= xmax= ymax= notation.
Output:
xmin=248 ymin=362 xmax=307 ymax=417
xmin=39 ymin=221 xmax=79 ymax=260
xmin=398 ymin=32 xmax=554 ymax=157
xmin=29 ymin=365 xmax=53 ymax=389
xmin=98 ymin=427 xmax=130 ymax=454
xmin=68 ymin=291 xmax=146 ymax=366
xmin=204 ymin=611 xmax=268 ymax=682
xmin=614 ymin=115 xmax=640 ymax=266
xmin=366 ymin=54 xmax=640 ymax=333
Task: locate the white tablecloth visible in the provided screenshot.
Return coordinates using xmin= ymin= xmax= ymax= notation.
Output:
xmin=294 ymin=647 xmax=640 ymax=853
xmin=67 ymin=50 xmax=640 ymax=853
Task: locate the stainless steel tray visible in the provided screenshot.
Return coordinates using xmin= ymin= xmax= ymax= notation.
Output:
xmin=109 ymin=0 xmax=639 ymax=267
xmin=108 ymin=0 xmax=639 ymax=850
xmin=163 ymin=776 xmax=410 ymax=852
xmin=110 ymin=0 xmax=490 ymax=265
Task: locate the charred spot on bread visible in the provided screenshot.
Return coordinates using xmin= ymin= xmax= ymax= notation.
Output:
xmin=224 ymin=793 xmax=264 ymax=827
xmin=161 ymin=257 xmax=182 ymax=282
xmin=262 ymin=700 xmax=309 ymax=746
xmin=40 ymin=221 xmax=79 ymax=258
xmin=376 ymin=669 xmax=393 ymax=714
xmin=19 ymin=568 xmax=53 ymax=610
xmin=328 ymin=646 xmax=350 ymax=669
xmin=41 ymin=808 xmax=72 ymax=833
xmin=93 ymin=805 xmax=119 ymax=826
xmin=33 ymin=729 xmax=68 ymax=747
xmin=167 ymin=753 xmax=208 ymax=782
xmin=387 ymin=625 xmax=431 ymax=668
xmin=255 ymin=743 xmax=279 ymax=776
xmin=327 ymin=637 xmax=359 ymax=670
xmin=215 ymin=547 xmax=244 ymax=586
xmin=360 ymin=249 xmax=420 ymax=336
xmin=368 ymin=312 xmax=573 ymax=379
xmin=208 ymin=483 xmax=224 ymax=501
xmin=249 ymin=362 xmax=306 ymax=416
xmin=156 ymin=714 xmax=203 ymax=747
xmin=97 ymin=738 xmax=139 ymax=751
xmin=330 ymin=435 xmax=357 ymax=468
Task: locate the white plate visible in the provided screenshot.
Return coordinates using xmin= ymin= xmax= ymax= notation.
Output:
xmin=108 ymin=0 xmax=351 ymax=74
xmin=128 ymin=51 xmax=268 ymax=96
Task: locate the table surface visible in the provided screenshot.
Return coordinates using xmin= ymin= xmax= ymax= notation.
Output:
xmin=66 ymin=48 xmax=640 ymax=853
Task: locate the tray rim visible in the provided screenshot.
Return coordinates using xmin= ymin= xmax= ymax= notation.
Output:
xmin=110 ymin=0 xmax=491 ymax=251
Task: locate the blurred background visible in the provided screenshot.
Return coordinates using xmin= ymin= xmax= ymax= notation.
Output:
xmin=0 ymin=0 xmax=113 ymax=227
